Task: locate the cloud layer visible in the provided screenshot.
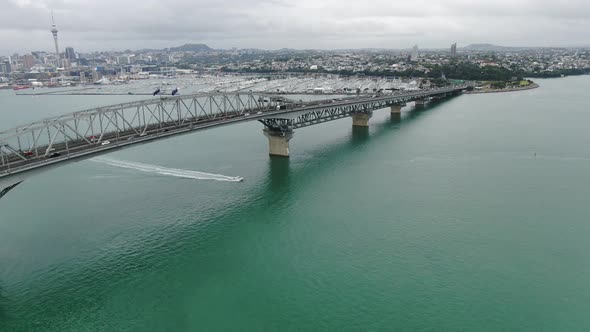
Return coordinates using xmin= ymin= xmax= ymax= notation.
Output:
xmin=1 ymin=0 xmax=589 ymax=54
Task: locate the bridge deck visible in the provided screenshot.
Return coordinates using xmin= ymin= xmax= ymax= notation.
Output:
xmin=0 ymin=86 xmax=467 ymax=181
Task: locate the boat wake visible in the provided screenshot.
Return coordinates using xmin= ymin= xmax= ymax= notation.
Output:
xmin=91 ymin=157 xmax=243 ymax=182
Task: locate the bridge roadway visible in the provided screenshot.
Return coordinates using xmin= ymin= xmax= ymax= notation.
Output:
xmin=0 ymin=85 xmax=467 ymax=199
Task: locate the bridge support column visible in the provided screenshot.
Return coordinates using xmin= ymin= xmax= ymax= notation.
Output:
xmin=415 ymin=99 xmax=426 ymax=106
xmin=263 ymin=129 xmax=293 ymax=157
xmin=351 ymin=112 xmax=372 ymax=127
xmin=390 ymin=105 xmax=402 ymax=114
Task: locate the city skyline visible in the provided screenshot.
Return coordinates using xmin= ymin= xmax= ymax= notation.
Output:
xmin=1 ymin=0 xmax=589 ymax=55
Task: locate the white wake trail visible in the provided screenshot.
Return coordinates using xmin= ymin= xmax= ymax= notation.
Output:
xmin=91 ymin=157 xmax=243 ymax=182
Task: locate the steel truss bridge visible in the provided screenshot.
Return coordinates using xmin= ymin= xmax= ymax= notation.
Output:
xmin=0 ymin=86 xmax=468 ymax=199
xmin=258 ymin=89 xmax=456 ymax=132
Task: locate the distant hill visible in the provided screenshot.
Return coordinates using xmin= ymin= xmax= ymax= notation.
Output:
xmin=169 ymin=44 xmax=213 ymax=52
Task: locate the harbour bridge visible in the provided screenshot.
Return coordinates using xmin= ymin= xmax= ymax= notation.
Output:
xmin=0 ymin=85 xmax=468 ymax=199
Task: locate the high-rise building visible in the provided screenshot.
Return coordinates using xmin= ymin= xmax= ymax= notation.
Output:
xmin=50 ymin=11 xmax=61 ymax=68
xmin=0 ymin=61 xmax=10 ymax=74
xmin=117 ymin=56 xmax=130 ymax=65
xmin=411 ymin=45 xmax=419 ymax=61
xmin=65 ymin=47 xmax=76 ymax=60
xmin=23 ymin=54 xmax=36 ymax=70
xmin=451 ymin=43 xmax=457 ymax=57
xmin=31 ymin=51 xmax=44 ymax=59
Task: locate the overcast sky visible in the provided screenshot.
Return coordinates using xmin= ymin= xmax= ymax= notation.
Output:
xmin=1 ymin=0 xmax=589 ymax=55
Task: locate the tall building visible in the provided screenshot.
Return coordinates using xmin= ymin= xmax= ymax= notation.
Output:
xmin=117 ymin=56 xmax=130 ymax=65
xmin=0 ymin=61 xmax=10 ymax=74
xmin=23 ymin=54 xmax=36 ymax=70
xmin=65 ymin=47 xmax=76 ymax=60
xmin=411 ymin=45 xmax=419 ymax=61
xmin=50 ymin=11 xmax=61 ymax=68
xmin=451 ymin=43 xmax=457 ymax=57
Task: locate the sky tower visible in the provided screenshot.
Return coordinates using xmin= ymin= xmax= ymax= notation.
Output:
xmin=50 ymin=11 xmax=61 ymax=68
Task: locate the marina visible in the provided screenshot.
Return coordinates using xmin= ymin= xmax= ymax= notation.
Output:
xmin=12 ymin=74 xmax=428 ymax=96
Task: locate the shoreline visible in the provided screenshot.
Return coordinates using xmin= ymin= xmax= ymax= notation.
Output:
xmin=465 ymin=83 xmax=539 ymax=94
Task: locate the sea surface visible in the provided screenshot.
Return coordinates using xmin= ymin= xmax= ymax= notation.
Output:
xmin=1 ymin=76 xmax=590 ymax=331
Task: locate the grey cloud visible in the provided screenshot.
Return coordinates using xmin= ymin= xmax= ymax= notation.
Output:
xmin=0 ymin=0 xmax=589 ymax=55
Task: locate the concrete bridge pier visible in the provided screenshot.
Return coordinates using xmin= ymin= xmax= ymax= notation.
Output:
xmin=390 ymin=105 xmax=403 ymax=114
xmin=351 ymin=112 xmax=372 ymax=127
xmin=263 ymin=128 xmax=293 ymax=157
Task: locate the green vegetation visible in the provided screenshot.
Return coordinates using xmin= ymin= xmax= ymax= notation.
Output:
xmin=526 ymin=68 xmax=589 ymax=78
xmin=425 ymin=63 xmax=517 ymax=81
xmin=219 ymin=60 xmax=588 ymax=83
xmin=490 ymin=81 xmax=507 ymax=89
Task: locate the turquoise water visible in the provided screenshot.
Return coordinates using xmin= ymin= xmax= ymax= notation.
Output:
xmin=1 ymin=77 xmax=590 ymax=331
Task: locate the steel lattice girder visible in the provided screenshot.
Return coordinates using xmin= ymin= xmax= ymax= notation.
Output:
xmin=0 ymin=92 xmax=277 ymax=140
xmin=0 ymin=92 xmax=280 ymax=173
xmin=258 ymin=118 xmax=294 ymax=132
xmin=260 ymin=86 xmax=466 ymax=130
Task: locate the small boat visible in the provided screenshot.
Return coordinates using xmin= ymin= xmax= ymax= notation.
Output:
xmin=12 ymin=85 xmax=30 ymax=91
xmin=93 ymin=77 xmax=111 ymax=85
